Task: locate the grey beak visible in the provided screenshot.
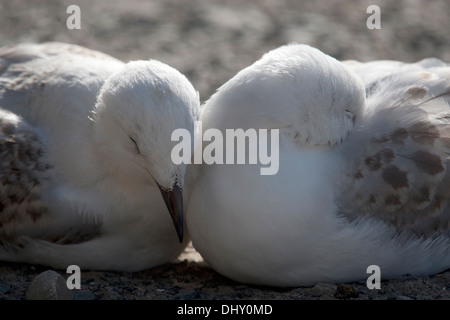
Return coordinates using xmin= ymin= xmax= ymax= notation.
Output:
xmin=158 ymin=183 xmax=184 ymax=242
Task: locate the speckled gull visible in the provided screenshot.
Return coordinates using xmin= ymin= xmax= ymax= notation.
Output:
xmin=0 ymin=42 xmax=199 ymax=271
xmin=186 ymin=43 xmax=450 ymax=287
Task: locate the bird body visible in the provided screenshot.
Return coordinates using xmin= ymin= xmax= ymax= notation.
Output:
xmin=187 ymin=44 xmax=450 ymax=286
xmin=0 ymin=43 xmax=199 ymax=271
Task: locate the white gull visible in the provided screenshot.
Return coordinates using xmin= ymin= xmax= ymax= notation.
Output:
xmin=0 ymin=42 xmax=199 ymax=271
xmin=186 ymin=43 xmax=450 ymax=287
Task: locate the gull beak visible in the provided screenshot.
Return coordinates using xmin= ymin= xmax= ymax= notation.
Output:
xmin=158 ymin=183 xmax=184 ymax=243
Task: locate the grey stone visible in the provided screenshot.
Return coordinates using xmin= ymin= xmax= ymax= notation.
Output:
xmin=0 ymin=283 xmax=11 ymax=294
xmin=310 ymin=283 xmax=338 ymax=297
xmin=26 ymin=270 xmax=73 ymax=300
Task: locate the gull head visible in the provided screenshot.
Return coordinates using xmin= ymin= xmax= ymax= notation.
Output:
xmin=92 ymin=60 xmax=199 ymax=242
xmin=202 ymin=43 xmax=366 ymax=147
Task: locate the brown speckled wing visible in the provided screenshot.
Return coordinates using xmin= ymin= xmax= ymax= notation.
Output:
xmin=0 ymin=43 xmax=108 ymax=252
xmin=337 ymin=64 xmax=450 ymax=238
xmin=0 ymin=112 xmax=52 ymax=237
xmin=0 ymin=111 xmax=101 ymax=250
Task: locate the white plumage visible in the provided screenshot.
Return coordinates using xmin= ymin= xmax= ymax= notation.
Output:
xmin=186 ymin=44 xmax=450 ymax=287
xmin=0 ymin=42 xmax=199 ymax=271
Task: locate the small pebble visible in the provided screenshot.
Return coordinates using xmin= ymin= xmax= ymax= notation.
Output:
xmin=335 ymin=283 xmax=359 ymax=299
xmin=311 ymin=283 xmax=338 ymax=297
xmin=26 ymin=270 xmax=73 ymax=300
xmin=0 ymin=283 xmax=11 ymax=294
xmin=217 ymin=285 xmax=238 ymax=297
xmin=173 ymin=289 xmax=199 ymax=300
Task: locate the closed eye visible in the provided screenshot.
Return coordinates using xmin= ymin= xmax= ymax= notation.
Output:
xmin=129 ymin=136 xmax=140 ymax=154
xmin=345 ymin=109 xmax=356 ymax=124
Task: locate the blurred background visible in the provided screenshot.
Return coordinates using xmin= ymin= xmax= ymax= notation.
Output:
xmin=0 ymin=0 xmax=449 ymax=101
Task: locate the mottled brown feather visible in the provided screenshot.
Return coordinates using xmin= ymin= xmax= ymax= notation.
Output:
xmin=337 ymin=63 xmax=450 ymax=237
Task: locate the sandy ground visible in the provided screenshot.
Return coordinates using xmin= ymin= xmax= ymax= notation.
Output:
xmin=1 ymin=0 xmax=450 ymax=300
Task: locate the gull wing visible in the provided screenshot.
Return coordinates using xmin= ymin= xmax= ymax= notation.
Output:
xmin=336 ymin=58 xmax=450 ymax=237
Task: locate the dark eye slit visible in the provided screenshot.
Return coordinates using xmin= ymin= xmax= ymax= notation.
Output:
xmin=129 ymin=136 xmax=140 ymax=154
